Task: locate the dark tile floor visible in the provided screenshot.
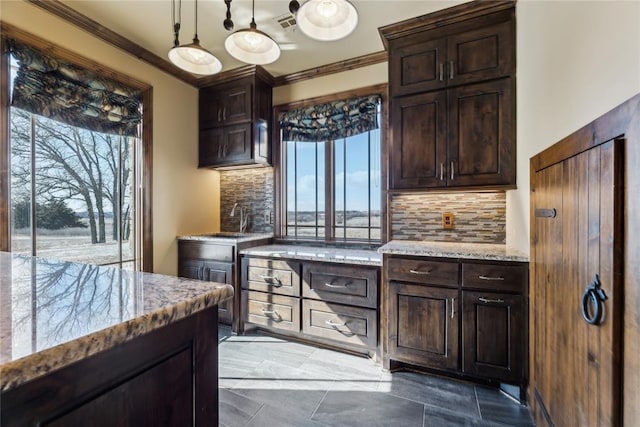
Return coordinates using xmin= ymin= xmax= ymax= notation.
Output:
xmin=218 ymin=327 xmax=534 ymax=427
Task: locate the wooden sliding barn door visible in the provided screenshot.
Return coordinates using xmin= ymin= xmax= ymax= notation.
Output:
xmin=531 ymin=139 xmax=623 ymax=427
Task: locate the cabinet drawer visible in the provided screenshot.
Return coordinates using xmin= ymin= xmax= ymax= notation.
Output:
xmin=178 ymin=241 xmax=233 ymax=263
xmin=387 ymin=258 xmax=459 ymax=287
xmin=242 ymin=257 xmax=301 ymax=297
xmin=242 ymin=291 xmax=300 ymax=332
xmin=462 ymin=263 xmax=526 ymax=293
xmin=302 ymin=263 xmax=378 ymax=308
xmin=302 ymin=300 xmax=376 ymax=349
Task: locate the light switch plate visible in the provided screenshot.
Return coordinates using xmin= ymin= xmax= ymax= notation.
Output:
xmin=442 ymin=212 xmax=455 ymax=229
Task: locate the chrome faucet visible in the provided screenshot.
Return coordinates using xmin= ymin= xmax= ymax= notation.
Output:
xmin=230 ymin=202 xmax=248 ymax=233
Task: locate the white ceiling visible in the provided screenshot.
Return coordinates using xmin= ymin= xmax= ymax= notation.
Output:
xmin=60 ymin=0 xmax=466 ymax=77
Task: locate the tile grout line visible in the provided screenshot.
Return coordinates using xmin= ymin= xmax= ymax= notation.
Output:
xmin=474 ymin=386 xmax=484 ymax=420
xmin=308 ymin=381 xmax=333 ymax=423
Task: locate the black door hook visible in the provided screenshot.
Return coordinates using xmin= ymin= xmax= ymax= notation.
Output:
xmin=581 ymin=274 xmax=608 ymax=325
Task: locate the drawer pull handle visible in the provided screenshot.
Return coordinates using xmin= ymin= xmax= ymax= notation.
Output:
xmin=451 ymin=297 xmax=455 ymax=319
xmin=478 ymin=275 xmax=505 ymax=281
xmin=409 ymin=269 xmax=432 ymax=275
xmin=325 ymin=281 xmax=350 ymax=289
xmin=260 ymin=308 xmax=282 ymax=320
xmin=325 ymin=320 xmax=347 ymax=327
xmin=260 ymin=275 xmax=282 ymax=286
xmin=479 ymin=297 xmax=505 ymax=304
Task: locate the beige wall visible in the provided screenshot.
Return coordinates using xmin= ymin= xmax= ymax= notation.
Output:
xmin=1 ymin=1 xmax=220 ymax=275
xmin=273 ymin=63 xmax=388 ymax=106
xmin=508 ymin=0 xmax=640 ymax=254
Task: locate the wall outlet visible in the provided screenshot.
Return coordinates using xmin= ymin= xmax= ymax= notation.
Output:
xmin=442 ymin=212 xmax=455 ymax=229
xmin=264 ymin=209 xmax=271 ymax=224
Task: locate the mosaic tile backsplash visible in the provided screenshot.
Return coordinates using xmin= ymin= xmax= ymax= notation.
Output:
xmin=220 ymin=168 xmax=275 ymax=234
xmin=390 ymin=192 xmax=506 ymax=244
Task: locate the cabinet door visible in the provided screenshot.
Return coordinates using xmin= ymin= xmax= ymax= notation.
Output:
xmin=390 ymin=91 xmax=447 ymax=189
xmin=204 ymin=261 xmax=234 ymax=325
xmin=447 ymin=19 xmax=514 ymax=86
xmin=462 ymin=291 xmax=522 ymax=383
xmin=219 ymin=82 xmax=252 ymax=125
xmin=388 ymin=282 xmax=459 ymax=370
xmin=199 ymin=82 xmax=252 ymax=128
xmin=178 ymin=259 xmax=203 ymax=280
xmin=448 ymin=78 xmax=514 ymax=187
xmin=390 ymin=37 xmax=448 ymax=96
xmin=199 ymin=127 xmax=224 ymax=168
xmin=199 ymin=123 xmax=252 ymax=167
xmin=199 ymin=87 xmax=222 ymax=129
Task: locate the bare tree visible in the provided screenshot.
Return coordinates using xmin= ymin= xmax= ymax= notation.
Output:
xmin=10 ymin=109 xmax=132 ymax=244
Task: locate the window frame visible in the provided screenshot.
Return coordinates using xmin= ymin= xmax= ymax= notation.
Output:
xmin=274 ymin=84 xmax=388 ymax=245
xmin=0 ymin=25 xmax=154 ymax=272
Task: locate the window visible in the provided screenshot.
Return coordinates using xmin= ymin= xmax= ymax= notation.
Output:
xmin=2 ymin=36 xmax=152 ymax=270
xmin=278 ymin=90 xmax=383 ymax=243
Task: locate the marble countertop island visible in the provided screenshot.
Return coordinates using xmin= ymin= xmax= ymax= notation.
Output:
xmin=0 ymin=251 xmax=233 ymax=392
xmin=378 ymin=240 xmax=528 ymax=262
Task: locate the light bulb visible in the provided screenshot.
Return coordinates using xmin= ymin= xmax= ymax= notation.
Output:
xmin=318 ymin=0 xmax=338 ymax=18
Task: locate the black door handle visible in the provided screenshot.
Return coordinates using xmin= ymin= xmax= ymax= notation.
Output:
xmin=581 ymin=274 xmax=607 ymax=325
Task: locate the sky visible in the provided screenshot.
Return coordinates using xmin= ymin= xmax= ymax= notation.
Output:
xmin=287 ymin=129 xmax=381 ymax=213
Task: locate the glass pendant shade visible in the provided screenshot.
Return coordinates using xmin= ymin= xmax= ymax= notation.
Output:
xmin=296 ymin=0 xmax=358 ymax=41
xmin=168 ymin=39 xmax=222 ymax=75
xmin=225 ymin=21 xmax=281 ymax=65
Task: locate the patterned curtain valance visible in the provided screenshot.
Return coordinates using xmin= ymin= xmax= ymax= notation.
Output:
xmin=279 ymin=94 xmax=380 ymax=142
xmin=8 ymin=40 xmax=142 ymax=137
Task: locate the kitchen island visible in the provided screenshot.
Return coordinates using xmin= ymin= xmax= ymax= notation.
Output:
xmin=0 ymin=251 xmax=233 ymax=426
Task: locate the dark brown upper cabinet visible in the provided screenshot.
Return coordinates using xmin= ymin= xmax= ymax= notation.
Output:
xmin=198 ymin=67 xmax=273 ymax=169
xmin=389 ymin=18 xmax=514 ymax=96
xmin=381 ymin=1 xmax=516 ymax=190
xmin=391 ymin=78 xmax=514 ymax=189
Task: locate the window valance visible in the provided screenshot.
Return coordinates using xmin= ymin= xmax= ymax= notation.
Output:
xmin=279 ymin=94 xmax=380 ymax=142
xmin=8 ymin=40 xmax=142 ymax=137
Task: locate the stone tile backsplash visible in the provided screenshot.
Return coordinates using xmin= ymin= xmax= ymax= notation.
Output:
xmin=220 ymin=168 xmax=274 ymax=234
xmin=390 ymin=192 xmax=506 ymax=244
xmin=219 ymin=168 xmax=505 ymax=243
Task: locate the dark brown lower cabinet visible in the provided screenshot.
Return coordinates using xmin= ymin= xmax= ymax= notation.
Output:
xmin=462 ymin=291 xmax=523 ymax=383
xmin=388 ymin=282 xmax=459 ymax=370
xmin=1 ymin=307 xmax=218 ymax=427
xmin=179 ymin=257 xmax=233 ymax=325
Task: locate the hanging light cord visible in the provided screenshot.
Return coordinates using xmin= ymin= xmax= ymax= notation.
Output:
xmin=171 ymin=0 xmax=181 ymax=47
xmin=251 ymin=0 xmax=256 ymax=26
xmin=193 ymin=0 xmax=200 ymax=42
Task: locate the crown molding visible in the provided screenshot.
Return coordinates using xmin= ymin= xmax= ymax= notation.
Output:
xmin=25 ymin=0 xmax=199 ymax=86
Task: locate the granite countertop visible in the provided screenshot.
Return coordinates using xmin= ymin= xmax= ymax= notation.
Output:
xmin=378 ymin=240 xmax=529 ymax=262
xmin=177 ymin=232 xmax=273 ymax=243
xmin=0 ymin=252 xmax=233 ymax=392
xmin=240 ymin=244 xmax=382 ymax=266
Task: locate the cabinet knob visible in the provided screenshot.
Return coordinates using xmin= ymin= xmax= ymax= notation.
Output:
xmin=450 ymin=161 xmax=454 ymax=180
xmin=451 ymin=297 xmax=456 ymax=319
xmin=449 ymin=60 xmax=455 ymax=79
xmin=439 ymin=63 xmax=444 ymax=82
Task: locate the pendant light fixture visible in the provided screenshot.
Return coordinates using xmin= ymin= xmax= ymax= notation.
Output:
xmin=293 ymin=0 xmax=358 ymax=42
xmin=168 ymin=0 xmax=222 ymax=75
xmin=225 ymin=0 xmax=281 ymax=65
